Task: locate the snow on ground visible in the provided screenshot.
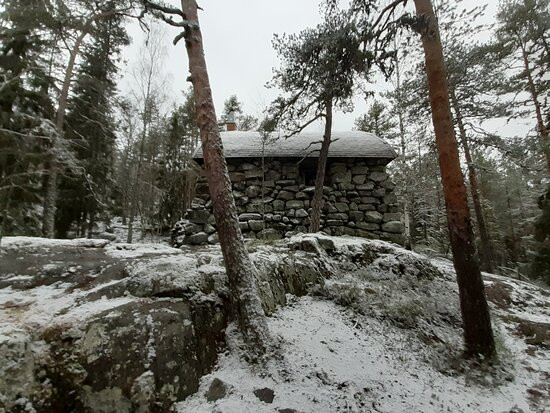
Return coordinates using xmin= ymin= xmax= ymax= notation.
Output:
xmin=0 ymin=236 xmax=109 ymax=250
xmin=0 ymin=278 xmax=137 ymax=333
xmin=175 ymin=294 xmax=549 ymax=413
xmin=176 ymin=237 xmax=550 ymax=413
xmin=104 ymin=242 xmax=180 ymax=258
xmin=1 ymin=235 xmax=549 ymax=412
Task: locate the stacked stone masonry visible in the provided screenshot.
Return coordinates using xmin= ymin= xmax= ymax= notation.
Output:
xmin=172 ymin=158 xmax=404 ymax=247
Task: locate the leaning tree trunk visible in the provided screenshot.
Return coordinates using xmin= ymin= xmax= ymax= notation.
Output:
xmin=414 ymin=0 xmax=495 ymax=357
xmin=309 ymin=98 xmax=333 ymax=232
xmin=450 ymin=90 xmax=495 ymax=273
xmin=42 ymin=11 xmax=114 ymax=238
xmin=42 ymin=29 xmax=88 ymax=238
xmin=519 ymin=42 xmax=550 ymax=174
xmin=181 ymin=0 xmax=269 ymax=355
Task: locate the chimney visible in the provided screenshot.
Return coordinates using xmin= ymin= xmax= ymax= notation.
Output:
xmin=226 ymin=111 xmax=237 ymax=131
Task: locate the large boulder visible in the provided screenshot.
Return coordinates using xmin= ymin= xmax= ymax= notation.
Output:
xmin=0 ymin=235 xmax=446 ymax=412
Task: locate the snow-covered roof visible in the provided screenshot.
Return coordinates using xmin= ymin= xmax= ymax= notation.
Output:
xmin=193 ymin=131 xmax=397 ymax=163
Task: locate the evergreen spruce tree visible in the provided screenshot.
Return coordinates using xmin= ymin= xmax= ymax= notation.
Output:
xmin=0 ymin=0 xmax=55 ymax=237
xmin=57 ymin=10 xmax=129 ymax=237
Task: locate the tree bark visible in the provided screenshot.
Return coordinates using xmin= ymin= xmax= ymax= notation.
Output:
xmin=42 ymin=28 xmax=89 ymax=238
xmin=414 ymin=0 xmax=495 ymax=357
xmin=519 ymin=42 xmax=550 ymax=174
xmin=309 ymin=99 xmax=332 ymax=233
xmin=394 ymin=52 xmax=411 ymax=248
xmin=449 ymin=90 xmax=495 ymax=273
xmin=181 ymin=0 xmax=270 ymax=355
xmin=42 ymin=10 xmax=115 ymax=238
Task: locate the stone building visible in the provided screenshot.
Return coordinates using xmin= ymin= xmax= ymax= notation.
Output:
xmin=173 ymin=130 xmax=404 ymax=246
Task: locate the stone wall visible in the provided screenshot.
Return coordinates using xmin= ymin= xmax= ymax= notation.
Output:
xmin=172 ymin=157 xmax=404 ymax=246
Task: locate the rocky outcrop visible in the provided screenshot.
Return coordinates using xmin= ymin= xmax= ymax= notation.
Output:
xmin=0 ymin=235 xmax=432 ymax=412
xmin=172 ymin=158 xmax=404 ymax=247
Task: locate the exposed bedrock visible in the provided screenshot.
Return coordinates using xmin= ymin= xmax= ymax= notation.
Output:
xmin=0 ymin=235 xmax=440 ymax=412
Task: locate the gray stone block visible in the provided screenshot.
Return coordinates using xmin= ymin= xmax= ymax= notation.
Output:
xmin=286 ymin=200 xmax=304 ymax=209
xmin=383 ymin=213 xmax=401 ymax=222
xmin=229 ymin=172 xmax=246 ymax=182
xmin=277 ymin=190 xmax=295 ymax=200
xmin=356 ymin=222 xmax=380 ymax=231
xmin=257 ymin=228 xmax=282 ymax=240
xmin=204 ymin=224 xmax=216 ymax=234
xmin=370 ymin=171 xmax=388 ymax=182
xmin=356 ymin=182 xmax=374 ymax=191
xmin=326 ymin=213 xmax=349 ymax=220
xmin=273 ymin=199 xmax=285 ymax=211
xmin=358 ymin=204 xmax=376 ymax=211
xmin=186 ymin=232 xmax=209 ymax=245
xmin=245 ymin=169 xmax=263 ymax=179
xmin=184 ymin=222 xmax=202 ymax=235
xmin=351 ymin=165 xmax=369 ymax=174
xmin=334 ymin=202 xmax=350 ymax=212
xmin=361 ymin=197 xmax=380 ymax=205
xmin=349 ymin=211 xmax=364 ymax=222
xmin=338 ymin=182 xmax=356 ymax=191
xmin=246 ymin=186 xmax=261 ymax=198
xmin=382 ymin=221 xmax=404 ymax=233
xmin=364 ymin=211 xmax=383 ymax=223
xmin=248 ymin=220 xmax=265 ymax=231
xmin=238 ymin=213 xmax=262 ymax=221
xmin=372 ymin=188 xmax=386 ymax=198
xmin=187 ymin=210 xmax=210 ymax=224
xmin=331 ymin=171 xmax=351 ymax=183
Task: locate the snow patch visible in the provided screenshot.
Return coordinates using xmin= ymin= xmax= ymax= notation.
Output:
xmin=176 ymin=296 xmax=548 ymax=413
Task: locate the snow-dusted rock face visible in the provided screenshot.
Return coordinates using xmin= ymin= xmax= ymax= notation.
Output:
xmin=0 ymin=235 xmax=386 ymax=411
xmin=172 ymin=158 xmax=404 ymax=247
xmin=1 ymin=235 xmax=549 ymax=412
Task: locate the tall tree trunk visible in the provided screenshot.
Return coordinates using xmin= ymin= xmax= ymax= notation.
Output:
xmin=450 ymin=90 xmax=495 ymax=273
xmin=42 ymin=10 xmax=114 ymax=238
xmin=42 ymin=29 xmax=89 ymax=238
xmin=309 ymin=99 xmax=333 ymax=232
xmin=127 ymin=211 xmax=134 ymax=243
xmin=181 ymin=0 xmax=269 ymax=355
xmin=519 ymin=42 xmax=550 ymax=174
xmin=394 ymin=51 xmax=411 ymax=248
xmin=414 ymin=0 xmax=495 ymax=357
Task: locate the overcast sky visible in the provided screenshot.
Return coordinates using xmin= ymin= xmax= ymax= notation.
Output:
xmin=120 ymin=0 xmax=533 ymax=137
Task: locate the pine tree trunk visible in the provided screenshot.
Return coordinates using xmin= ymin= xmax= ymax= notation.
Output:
xmin=181 ymin=0 xmax=269 ymax=355
xmin=42 ymin=27 xmax=89 ymax=238
xmin=414 ymin=0 xmax=495 ymax=357
xmin=520 ymin=43 xmax=550 ymax=174
xmin=450 ymin=91 xmax=495 ymax=273
xmin=395 ymin=53 xmax=411 ymax=248
xmin=42 ymin=11 xmax=114 ymax=238
xmin=309 ymin=99 xmax=333 ymax=233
